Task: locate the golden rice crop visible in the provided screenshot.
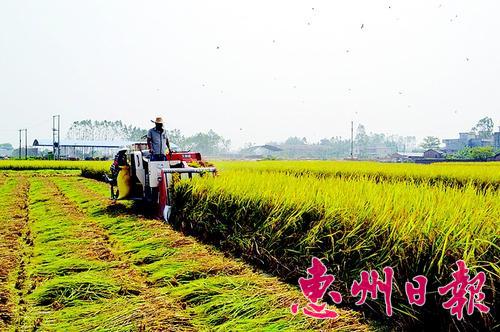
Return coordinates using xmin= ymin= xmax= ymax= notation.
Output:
xmin=172 ymin=168 xmax=499 ymax=327
xmin=177 ymin=169 xmax=498 ymax=273
xmin=216 ymin=160 xmax=500 ymax=190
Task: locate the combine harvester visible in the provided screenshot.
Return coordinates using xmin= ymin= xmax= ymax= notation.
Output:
xmin=108 ymin=142 xmax=216 ymax=221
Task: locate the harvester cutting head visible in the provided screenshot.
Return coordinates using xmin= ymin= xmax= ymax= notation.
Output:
xmin=157 ymin=161 xmax=217 ymax=221
xmin=107 ymin=143 xmax=216 ymax=221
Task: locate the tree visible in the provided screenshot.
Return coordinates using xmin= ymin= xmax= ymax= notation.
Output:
xmin=167 ymin=129 xmax=185 ymax=147
xmin=67 ymin=120 xmax=146 ymax=141
xmin=354 ymin=124 xmax=369 ymax=157
xmin=420 ymin=136 xmax=440 ymax=150
xmin=284 ymin=136 xmax=307 ymax=145
xmin=371 ymin=133 xmax=386 ymax=145
xmin=124 ymin=125 xmax=147 ymax=141
xmin=471 ymin=117 xmax=494 ymax=139
xmin=183 ymin=129 xmax=230 ymax=155
xmin=449 ymin=146 xmax=497 ymax=161
xmin=355 ymin=124 xmax=368 ymax=146
xmin=319 ymin=138 xmax=331 ymax=146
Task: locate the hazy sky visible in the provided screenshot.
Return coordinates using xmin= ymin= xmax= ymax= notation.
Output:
xmin=1 ymin=1 xmax=499 ymax=150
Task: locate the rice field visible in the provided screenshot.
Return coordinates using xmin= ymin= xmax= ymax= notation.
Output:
xmin=172 ymin=161 xmax=499 ymax=330
xmin=1 ymin=158 xmax=499 ymax=186
xmin=215 ymin=160 xmax=500 ymax=190
xmin=2 ymin=159 xmax=499 ymax=190
xmin=0 ymin=160 xmax=109 ymax=171
xmin=0 ymin=159 xmax=498 ymax=330
xmin=0 ymin=171 xmax=369 ymax=331
xmin=174 ymin=170 xmax=498 ymax=277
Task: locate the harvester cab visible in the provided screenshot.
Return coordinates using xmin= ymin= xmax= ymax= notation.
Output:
xmin=107 ymin=142 xmax=216 ymax=221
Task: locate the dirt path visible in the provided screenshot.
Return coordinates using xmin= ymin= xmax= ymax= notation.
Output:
xmin=0 ymin=176 xmax=30 ymax=330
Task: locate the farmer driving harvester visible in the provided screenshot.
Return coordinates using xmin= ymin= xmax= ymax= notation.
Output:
xmin=147 ymin=116 xmax=171 ymax=161
xmin=104 ymin=115 xmax=217 ymax=221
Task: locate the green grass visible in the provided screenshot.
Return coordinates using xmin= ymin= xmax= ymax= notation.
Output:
xmin=51 ymin=176 xmax=373 ymax=331
xmin=30 ymin=297 xmax=145 ymax=332
xmin=0 ymin=160 xmax=109 ymax=171
xmin=0 ymin=176 xmax=28 ymax=330
xmin=18 ymin=177 xmax=144 ymax=330
xmin=30 ymin=272 xmax=122 ymax=306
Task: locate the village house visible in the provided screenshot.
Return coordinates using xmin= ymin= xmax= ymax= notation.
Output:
xmin=443 ymin=129 xmax=500 ymax=153
xmin=423 ymin=149 xmax=445 ymax=159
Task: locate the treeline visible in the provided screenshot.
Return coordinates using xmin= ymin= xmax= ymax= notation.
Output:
xmin=66 ymin=120 xmax=231 ymax=156
xmin=67 ymin=120 xmax=146 ymax=141
xmin=447 ymin=146 xmax=499 ymax=161
xmin=252 ymin=124 xmax=416 ymax=159
xmin=168 ymin=129 xmax=231 ymax=155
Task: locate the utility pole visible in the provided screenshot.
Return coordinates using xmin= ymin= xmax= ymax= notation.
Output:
xmin=350 ymin=121 xmax=354 ymax=159
xmin=52 ymin=116 xmax=56 ymax=159
xmin=24 ymin=129 xmax=28 ymax=159
xmin=18 ymin=129 xmax=28 ymax=159
xmin=57 ymin=116 xmax=60 ymax=159
xmin=18 ymin=129 xmax=22 ymax=159
xmin=52 ymin=115 xmax=60 ymax=160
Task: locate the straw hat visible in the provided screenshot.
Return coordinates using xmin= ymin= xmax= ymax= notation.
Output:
xmin=151 ymin=117 xmax=164 ymax=124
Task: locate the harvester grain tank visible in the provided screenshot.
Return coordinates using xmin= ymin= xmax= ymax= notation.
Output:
xmin=108 ymin=142 xmax=216 ymax=221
